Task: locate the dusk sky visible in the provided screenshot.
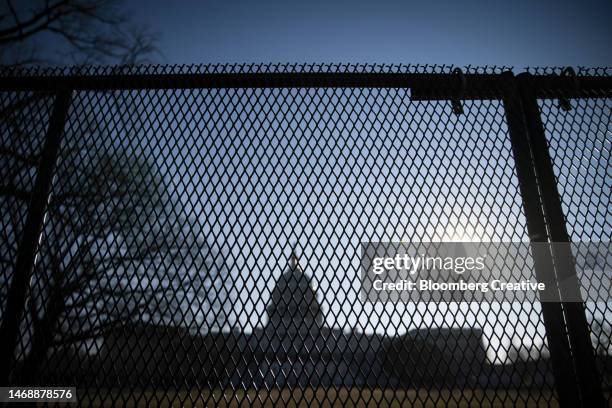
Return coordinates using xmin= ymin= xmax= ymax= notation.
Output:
xmin=124 ymin=0 xmax=611 ymax=67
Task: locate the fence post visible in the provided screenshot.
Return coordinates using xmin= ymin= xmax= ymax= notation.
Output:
xmin=0 ymin=90 xmax=72 ymax=385
xmin=501 ymin=71 xmax=582 ymax=407
xmin=514 ymin=72 xmax=605 ymax=407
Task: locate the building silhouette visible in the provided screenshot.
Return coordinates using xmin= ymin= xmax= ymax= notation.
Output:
xmin=266 ymin=249 xmax=324 ymax=333
xmin=99 ymin=249 xmax=503 ymax=389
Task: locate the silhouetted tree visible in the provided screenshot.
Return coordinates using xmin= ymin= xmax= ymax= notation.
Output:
xmin=1 ymin=93 xmax=232 ymax=385
xmin=0 ymin=0 xmax=158 ymax=66
xmin=16 ymin=141 xmax=232 ymax=382
xmin=19 ymin=142 xmax=168 ymax=382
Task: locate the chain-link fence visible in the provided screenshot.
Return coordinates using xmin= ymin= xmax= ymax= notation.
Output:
xmin=0 ymin=65 xmax=610 ymax=407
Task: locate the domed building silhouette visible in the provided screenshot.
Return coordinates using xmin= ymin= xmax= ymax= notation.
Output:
xmin=266 ymin=249 xmax=323 ymax=334
xmin=229 ymin=248 xmax=391 ymax=387
xmin=226 ymin=247 xmax=488 ymax=388
xmin=101 ymin=247 xmax=489 ymax=388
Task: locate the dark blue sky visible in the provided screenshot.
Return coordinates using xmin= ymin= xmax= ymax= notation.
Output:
xmin=128 ymin=0 xmax=611 ymax=67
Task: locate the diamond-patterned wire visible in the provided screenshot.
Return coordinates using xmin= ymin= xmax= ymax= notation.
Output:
xmin=537 ymin=90 xmax=612 ymax=406
xmin=0 ymin=65 xmax=608 ymax=407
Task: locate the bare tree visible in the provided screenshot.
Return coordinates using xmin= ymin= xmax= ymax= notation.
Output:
xmin=2 ymin=89 xmax=233 ymax=383
xmin=0 ymin=0 xmax=159 ymax=66
xmin=17 ymin=140 xmax=232 ymax=382
xmin=0 ymin=6 xmax=235 ymax=382
xmin=19 ymin=140 xmax=168 ymax=381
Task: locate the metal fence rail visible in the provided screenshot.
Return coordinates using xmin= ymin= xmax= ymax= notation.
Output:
xmin=0 ymin=64 xmax=610 ymax=407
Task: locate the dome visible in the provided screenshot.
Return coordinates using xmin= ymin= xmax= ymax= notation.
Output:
xmin=266 ymin=250 xmax=323 ymax=333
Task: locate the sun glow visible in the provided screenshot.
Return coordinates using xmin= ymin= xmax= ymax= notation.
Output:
xmin=439 ymin=224 xmax=486 ymax=242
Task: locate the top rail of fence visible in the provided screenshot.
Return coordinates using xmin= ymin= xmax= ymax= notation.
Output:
xmin=0 ymin=65 xmax=609 ymax=99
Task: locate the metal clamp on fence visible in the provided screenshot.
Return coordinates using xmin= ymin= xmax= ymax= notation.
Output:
xmin=451 ymin=67 xmax=466 ymax=115
xmin=558 ymin=67 xmax=578 ymax=111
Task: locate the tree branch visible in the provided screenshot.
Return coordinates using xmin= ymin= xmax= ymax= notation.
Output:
xmin=0 ymin=0 xmax=158 ymax=65
xmin=0 ymin=0 xmax=70 ymax=41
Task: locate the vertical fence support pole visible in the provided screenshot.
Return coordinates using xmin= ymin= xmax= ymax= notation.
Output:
xmin=502 ymin=72 xmax=581 ymax=407
xmin=0 ymin=90 xmax=72 ymax=385
xmin=515 ymin=72 xmax=605 ymax=407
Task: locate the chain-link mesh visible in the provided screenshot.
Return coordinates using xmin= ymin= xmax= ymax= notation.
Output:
xmin=0 ymin=65 xmax=609 ymax=407
xmin=0 ymin=91 xmax=56 ymax=326
xmin=538 ymin=91 xmax=612 ymax=405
